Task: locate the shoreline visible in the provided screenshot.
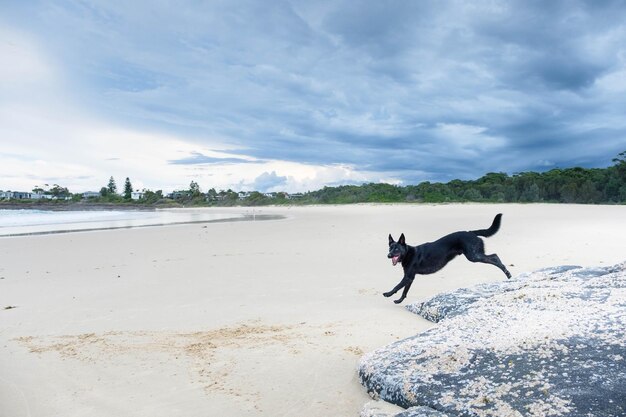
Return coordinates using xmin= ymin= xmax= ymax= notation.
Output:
xmin=0 ymin=213 xmax=285 ymax=238
xmin=0 ymin=202 xmax=161 ymax=211
xmin=2 ymin=200 xmax=624 ymax=212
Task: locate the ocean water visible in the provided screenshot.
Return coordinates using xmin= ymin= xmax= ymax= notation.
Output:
xmin=0 ymin=209 xmax=243 ymax=237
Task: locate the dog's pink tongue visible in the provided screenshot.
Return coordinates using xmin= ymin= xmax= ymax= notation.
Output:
xmin=392 ymin=256 xmax=399 ymax=266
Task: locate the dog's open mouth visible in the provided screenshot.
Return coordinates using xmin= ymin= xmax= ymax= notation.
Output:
xmin=391 ymin=255 xmax=400 ymax=266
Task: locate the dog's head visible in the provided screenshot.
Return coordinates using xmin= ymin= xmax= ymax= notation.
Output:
xmin=388 ymin=233 xmax=407 ymax=266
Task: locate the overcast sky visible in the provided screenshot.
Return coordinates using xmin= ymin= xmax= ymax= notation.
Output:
xmin=2 ymin=1 xmax=625 ymax=193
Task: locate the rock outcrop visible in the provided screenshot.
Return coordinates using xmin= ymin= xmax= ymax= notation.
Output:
xmin=359 ymin=263 xmax=626 ymax=417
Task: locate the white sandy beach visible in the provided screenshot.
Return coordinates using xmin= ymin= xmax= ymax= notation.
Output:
xmin=1 ymin=203 xmax=625 ymax=417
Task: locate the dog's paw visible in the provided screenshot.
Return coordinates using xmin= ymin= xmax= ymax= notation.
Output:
xmin=393 ymin=298 xmax=404 ymax=304
xmin=383 ymin=292 xmax=393 ymax=297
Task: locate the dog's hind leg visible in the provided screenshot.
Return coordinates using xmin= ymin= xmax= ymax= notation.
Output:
xmin=484 ymin=253 xmax=512 ymax=278
xmin=464 ymin=240 xmax=512 ymax=279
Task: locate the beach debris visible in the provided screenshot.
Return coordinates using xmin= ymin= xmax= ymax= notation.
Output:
xmin=4 ymin=305 xmax=17 ymax=310
xmin=345 ymin=346 xmax=365 ymax=356
xmin=358 ymin=262 xmax=626 ymax=417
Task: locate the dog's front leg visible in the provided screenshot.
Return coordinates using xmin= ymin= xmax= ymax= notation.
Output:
xmin=393 ymin=277 xmax=415 ymax=304
xmin=383 ymin=276 xmax=408 ymax=298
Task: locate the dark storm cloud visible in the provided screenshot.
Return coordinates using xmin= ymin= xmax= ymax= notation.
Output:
xmin=4 ymin=0 xmax=626 ymax=188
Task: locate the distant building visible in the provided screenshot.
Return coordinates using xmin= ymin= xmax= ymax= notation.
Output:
xmin=82 ymin=191 xmax=101 ymax=199
xmin=131 ymin=191 xmax=144 ymax=200
xmin=1 ymin=191 xmax=32 ymax=199
xmin=0 ymin=190 xmax=73 ymax=200
xmin=34 ymin=192 xmax=66 ymax=200
xmin=166 ymin=191 xmax=189 ymax=200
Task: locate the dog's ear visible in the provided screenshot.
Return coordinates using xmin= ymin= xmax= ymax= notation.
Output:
xmin=388 ymin=234 xmax=395 ymax=245
xmin=399 ymin=233 xmax=406 ymax=245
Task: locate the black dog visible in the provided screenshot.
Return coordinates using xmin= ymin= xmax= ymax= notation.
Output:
xmin=385 ymin=214 xmax=511 ymax=304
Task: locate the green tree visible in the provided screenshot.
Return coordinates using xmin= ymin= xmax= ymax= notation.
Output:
xmin=107 ymin=177 xmax=117 ymax=194
xmin=619 ymin=185 xmax=626 ymax=202
xmin=503 ymin=184 xmax=518 ymax=202
xmin=216 ymin=189 xmax=239 ymax=205
xmin=462 ymin=188 xmax=482 ymax=201
xmin=247 ymin=191 xmax=269 ymax=206
xmin=50 ymin=184 xmax=70 ymax=198
xmin=124 ymin=177 xmax=133 ymax=200
xmin=520 ymin=183 xmax=541 ymax=202
xmin=142 ymin=189 xmax=163 ymax=204
xmin=206 ymin=188 xmax=218 ymax=202
xmin=612 ymin=151 xmax=626 ymax=179
xmin=189 ymin=181 xmax=201 ymax=198
xmin=475 ymin=172 xmax=508 ymax=201
xmin=579 ymin=180 xmax=602 ymax=203
xmin=560 ymin=183 xmax=578 ymax=203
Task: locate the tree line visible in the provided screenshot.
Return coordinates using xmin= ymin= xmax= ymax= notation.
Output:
xmin=5 ymin=152 xmax=625 ymax=207
xmin=298 ymin=151 xmax=626 ymax=205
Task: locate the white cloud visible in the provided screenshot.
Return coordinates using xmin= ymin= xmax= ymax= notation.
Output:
xmin=0 ymin=27 xmax=55 ymax=86
xmin=0 ymin=29 xmax=386 ymax=194
xmin=594 ymin=67 xmax=626 ymax=94
xmin=435 ymin=123 xmax=506 ymax=154
xmin=192 ymin=160 xmax=391 ymax=194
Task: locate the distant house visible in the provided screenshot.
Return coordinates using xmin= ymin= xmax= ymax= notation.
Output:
xmin=286 ymin=193 xmax=304 ymax=200
xmin=82 ymin=191 xmax=101 ymax=199
xmin=30 ymin=191 xmax=56 ymax=200
xmin=166 ymin=191 xmax=189 ymax=200
xmin=0 ymin=190 xmax=73 ymax=200
xmin=131 ymin=191 xmax=144 ymax=200
xmin=1 ymin=191 xmax=32 ymax=199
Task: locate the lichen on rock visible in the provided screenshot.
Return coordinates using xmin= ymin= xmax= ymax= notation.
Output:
xmin=359 ymin=262 xmax=626 ymax=417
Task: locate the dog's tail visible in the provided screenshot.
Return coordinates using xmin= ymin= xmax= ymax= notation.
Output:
xmin=471 ymin=213 xmax=503 ymax=237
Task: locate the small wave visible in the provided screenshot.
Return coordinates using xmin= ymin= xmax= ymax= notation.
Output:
xmin=0 ymin=209 xmax=264 ymax=237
